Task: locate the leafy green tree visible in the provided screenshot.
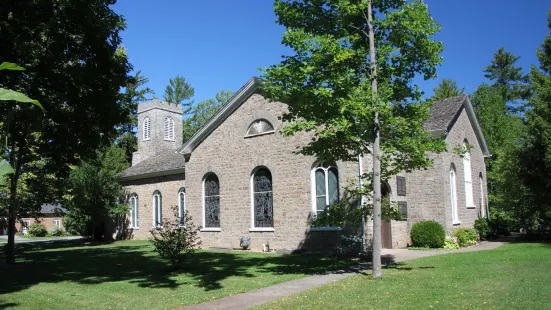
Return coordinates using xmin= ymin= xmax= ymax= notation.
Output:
xmin=517 ymin=10 xmax=551 ymax=225
xmin=431 ymin=79 xmax=465 ymax=101
xmin=262 ymin=0 xmax=445 ymax=278
xmin=483 ymin=47 xmax=530 ymax=112
xmin=163 ymin=75 xmax=194 ymax=115
xmin=63 ymin=145 xmax=129 ymax=241
xmin=0 ymin=0 xmax=132 ymax=264
xmin=183 ymin=90 xmax=234 ymax=141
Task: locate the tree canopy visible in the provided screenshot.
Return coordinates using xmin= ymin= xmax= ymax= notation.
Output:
xmin=431 ymin=79 xmax=465 ymax=101
xmin=183 ymin=90 xmax=234 ymax=142
xmin=163 ymin=75 xmax=194 ymax=114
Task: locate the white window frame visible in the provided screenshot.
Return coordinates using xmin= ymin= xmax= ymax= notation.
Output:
xmin=250 ymin=167 xmax=275 ymax=232
xmin=129 ymin=194 xmax=139 ymax=229
xmin=22 ymin=219 xmax=31 ymax=234
xmin=311 ymin=163 xmax=339 ymax=217
xmin=178 ymin=188 xmax=186 ymax=226
xmin=143 ymin=116 xmax=151 ymax=141
xmin=450 ymin=167 xmax=460 ymax=225
xmin=463 ymin=143 xmax=475 ymax=208
xmin=479 ymin=175 xmax=486 ymax=218
xmin=201 ymin=174 xmax=221 ymax=232
xmin=53 ymin=219 xmax=61 ymax=228
xmin=164 ymin=117 xmax=175 ymax=141
xmin=152 ymin=191 xmax=162 ymax=227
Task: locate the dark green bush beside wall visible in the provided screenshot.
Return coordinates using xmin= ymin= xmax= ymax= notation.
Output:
xmin=410 ymin=220 xmax=446 ymax=248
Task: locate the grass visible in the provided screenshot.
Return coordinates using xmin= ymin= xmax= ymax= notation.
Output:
xmin=257 ymin=243 xmax=551 ymax=309
xmin=0 ymin=240 xmax=349 ymax=310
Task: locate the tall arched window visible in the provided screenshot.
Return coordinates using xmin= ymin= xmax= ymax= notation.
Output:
xmin=251 ymin=167 xmax=273 ymax=228
xmin=178 ymin=187 xmax=186 ymax=225
xmin=311 ymin=162 xmax=339 ymax=217
xmin=152 ymin=190 xmax=162 ymax=227
xmin=143 ymin=117 xmax=151 ymax=140
xmin=203 ymin=174 xmax=220 ymax=228
xmin=463 ymin=142 xmax=474 ymax=208
xmin=164 ymin=117 xmax=175 ymax=141
xmin=129 ymin=194 xmax=139 ymax=228
xmin=479 ymin=174 xmax=486 ymax=218
xmin=450 ymin=165 xmax=459 ymax=224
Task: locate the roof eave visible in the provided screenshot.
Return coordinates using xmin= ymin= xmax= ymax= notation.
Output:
xmin=178 ymin=77 xmax=260 ymax=155
xmin=462 ymin=96 xmax=492 ymax=158
xmin=118 ymin=167 xmax=185 ymax=182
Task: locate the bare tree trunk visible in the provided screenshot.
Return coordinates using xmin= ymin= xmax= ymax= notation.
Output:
xmin=367 ymin=0 xmax=382 ymax=279
xmin=5 ymin=157 xmax=21 ymax=265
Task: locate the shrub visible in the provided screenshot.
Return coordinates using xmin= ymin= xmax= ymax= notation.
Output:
xmin=150 ymin=207 xmax=202 ymax=266
xmin=443 ymin=238 xmax=459 ymax=249
xmin=335 ymin=234 xmax=364 ymax=258
xmin=410 ymin=220 xmax=445 ymax=248
xmin=28 ymin=222 xmax=47 ymax=237
xmin=488 ymin=212 xmax=515 ymax=237
xmin=454 ymin=228 xmax=478 ymax=247
xmin=50 ymin=226 xmax=66 ymax=237
xmin=474 ymin=217 xmax=490 ymax=239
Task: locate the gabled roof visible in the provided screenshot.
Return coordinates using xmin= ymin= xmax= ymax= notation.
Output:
xmin=178 ymin=77 xmax=259 ymax=155
xmin=40 ymin=204 xmax=66 ymax=215
xmin=119 ymin=150 xmax=185 ymax=181
xmin=426 ymin=95 xmax=491 ymax=157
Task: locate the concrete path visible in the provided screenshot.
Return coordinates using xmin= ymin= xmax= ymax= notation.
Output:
xmin=182 ymin=242 xmax=504 ymax=310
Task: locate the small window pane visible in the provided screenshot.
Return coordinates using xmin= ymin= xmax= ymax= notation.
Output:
xmin=247 ymin=119 xmax=274 ymax=136
xmin=316 ymin=197 xmax=326 ymax=212
xmin=327 ymin=168 xmax=339 ymax=205
xmin=315 ymin=169 xmax=326 ymax=196
xmin=204 ymin=174 xmax=220 ymax=228
xmin=398 ymin=201 xmax=408 ymax=220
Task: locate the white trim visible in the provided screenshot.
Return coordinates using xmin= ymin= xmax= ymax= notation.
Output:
xmin=463 ymin=143 xmax=475 ymax=208
xmin=143 ymin=116 xmax=151 ymax=141
xmin=244 ymin=131 xmax=275 ymax=139
xmin=152 ymin=191 xmax=162 ymax=227
xmin=164 ymin=117 xmax=175 ymax=141
xmin=450 ymin=167 xmax=459 ymax=224
xmin=178 ymin=188 xmax=186 ymax=224
xmin=310 ymin=227 xmax=343 ymax=232
xmin=479 ymin=175 xmax=486 ymax=217
xmin=200 ymin=228 xmax=221 ymax=232
xmin=249 ymin=227 xmax=275 ymax=232
xmin=310 ymin=162 xmax=338 ymax=217
xmin=129 ymin=194 xmax=139 ymax=229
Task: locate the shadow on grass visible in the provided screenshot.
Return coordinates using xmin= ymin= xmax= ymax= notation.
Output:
xmin=0 ymin=239 xmax=353 ymax=300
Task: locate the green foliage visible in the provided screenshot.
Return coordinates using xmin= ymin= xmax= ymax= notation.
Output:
xmin=183 ymin=90 xmax=234 ymax=142
xmin=27 ymin=222 xmax=47 ymax=237
xmin=488 ymin=210 xmax=516 ymax=236
xmin=62 ymin=213 xmax=91 ymax=236
xmin=163 ymin=75 xmax=194 ymax=114
xmin=335 ymin=234 xmax=364 ymax=259
xmin=50 ymin=226 xmax=65 ymax=237
xmin=149 ymin=208 xmax=202 ymax=266
xmin=453 ymin=228 xmax=478 ymax=247
xmin=443 ymin=238 xmax=460 ymax=250
xmin=431 ymin=79 xmax=465 ymax=101
xmin=63 ymin=145 xmax=129 ymax=240
xmin=474 ymin=217 xmax=491 ymax=239
xmin=410 ymin=220 xmax=445 ymax=248
xmin=516 ymin=10 xmax=551 ymax=226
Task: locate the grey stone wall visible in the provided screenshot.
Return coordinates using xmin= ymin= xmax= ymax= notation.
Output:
xmin=133 ymin=99 xmax=183 ymax=165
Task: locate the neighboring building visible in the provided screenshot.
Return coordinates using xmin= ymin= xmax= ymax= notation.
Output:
xmin=119 ymin=77 xmax=490 ymax=251
xmin=15 ymin=204 xmax=67 ymax=234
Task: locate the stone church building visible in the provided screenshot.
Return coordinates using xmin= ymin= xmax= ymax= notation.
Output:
xmin=119 ymin=77 xmax=490 ymax=251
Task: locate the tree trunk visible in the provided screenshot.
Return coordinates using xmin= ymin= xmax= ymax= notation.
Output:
xmin=5 ymin=160 xmax=21 ymax=264
xmin=367 ymin=0 xmax=382 ymax=279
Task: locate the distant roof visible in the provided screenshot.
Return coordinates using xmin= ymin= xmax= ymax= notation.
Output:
xmin=424 ymin=95 xmax=467 ymax=132
xmin=119 ymin=150 xmax=185 ymax=181
xmin=41 ymin=204 xmax=66 ymax=215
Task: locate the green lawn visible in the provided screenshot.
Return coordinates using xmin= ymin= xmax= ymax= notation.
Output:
xmin=258 ymin=243 xmax=551 ymax=309
xmin=0 ymin=240 xmax=348 ymax=310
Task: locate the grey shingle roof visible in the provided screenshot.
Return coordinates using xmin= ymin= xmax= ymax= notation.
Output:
xmin=119 ymin=150 xmax=185 ymax=180
xmin=424 ymin=95 xmax=467 ymax=132
xmin=40 ymin=203 xmax=66 ymax=215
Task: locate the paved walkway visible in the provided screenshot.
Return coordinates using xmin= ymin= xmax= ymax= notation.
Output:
xmin=0 ymin=235 xmax=82 ymax=243
xmin=182 ymin=241 xmax=504 ymax=310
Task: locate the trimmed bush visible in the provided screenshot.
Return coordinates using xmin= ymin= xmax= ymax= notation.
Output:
xmin=454 ymin=228 xmax=478 ymax=247
xmin=474 ymin=217 xmax=490 ymax=239
xmin=444 ymin=238 xmax=460 ymax=249
xmin=50 ymin=226 xmax=65 ymax=237
xmin=410 ymin=220 xmax=446 ymax=248
xmin=28 ymin=222 xmax=47 ymax=237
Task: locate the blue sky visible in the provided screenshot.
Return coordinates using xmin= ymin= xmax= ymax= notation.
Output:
xmin=113 ymin=1 xmax=550 ymax=104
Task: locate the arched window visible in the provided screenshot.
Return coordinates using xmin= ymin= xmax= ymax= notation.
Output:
xmin=311 ymin=162 xmax=339 ymax=217
xmin=251 ymin=167 xmax=273 ymax=228
xmin=143 ymin=117 xmax=151 ymax=140
xmin=178 ymin=187 xmax=186 ymax=225
xmin=479 ymin=174 xmax=486 ymax=218
xmin=450 ymin=165 xmax=459 ymax=224
xmin=164 ymin=117 xmax=175 ymax=141
xmin=129 ymin=194 xmax=139 ymax=228
xmin=203 ymin=174 xmax=220 ymax=228
xmin=152 ymin=190 xmax=162 ymax=227
xmin=463 ymin=142 xmax=474 ymax=208
xmin=246 ymin=119 xmax=274 ymax=136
